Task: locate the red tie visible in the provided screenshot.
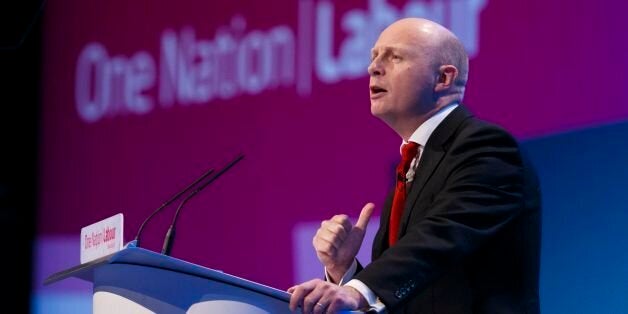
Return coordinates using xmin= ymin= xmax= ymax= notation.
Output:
xmin=388 ymin=142 xmax=420 ymax=246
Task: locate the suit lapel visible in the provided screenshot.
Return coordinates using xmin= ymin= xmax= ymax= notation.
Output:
xmin=373 ymin=189 xmax=395 ymax=258
xmin=397 ymin=105 xmax=473 ymax=237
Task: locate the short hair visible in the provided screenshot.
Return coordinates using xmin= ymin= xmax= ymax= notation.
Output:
xmin=437 ymin=36 xmax=469 ymax=87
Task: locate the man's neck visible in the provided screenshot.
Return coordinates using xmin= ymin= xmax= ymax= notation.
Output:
xmin=405 ymin=103 xmax=458 ymax=146
xmin=397 ymin=103 xmax=457 ymax=141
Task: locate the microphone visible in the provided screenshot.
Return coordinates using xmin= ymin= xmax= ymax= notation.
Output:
xmin=161 ymin=153 xmax=245 ymax=256
xmin=132 ymin=167 xmax=216 ymax=248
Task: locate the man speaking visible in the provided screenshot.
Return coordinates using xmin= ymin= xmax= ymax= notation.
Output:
xmin=288 ymin=17 xmax=541 ymax=314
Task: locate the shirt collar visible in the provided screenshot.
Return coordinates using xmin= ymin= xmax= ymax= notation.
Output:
xmin=402 ymin=103 xmax=458 ymax=150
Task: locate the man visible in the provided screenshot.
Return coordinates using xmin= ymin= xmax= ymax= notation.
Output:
xmin=288 ymin=17 xmax=541 ymax=314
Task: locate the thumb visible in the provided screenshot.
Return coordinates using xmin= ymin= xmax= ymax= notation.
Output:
xmin=355 ymin=202 xmax=375 ymax=230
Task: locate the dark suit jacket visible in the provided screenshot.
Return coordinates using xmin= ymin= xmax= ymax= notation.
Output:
xmin=354 ymin=105 xmax=541 ymax=314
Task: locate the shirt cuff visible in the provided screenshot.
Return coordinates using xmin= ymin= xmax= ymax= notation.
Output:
xmin=345 ymin=279 xmax=386 ymax=313
xmin=324 ymin=259 xmax=357 ymax=285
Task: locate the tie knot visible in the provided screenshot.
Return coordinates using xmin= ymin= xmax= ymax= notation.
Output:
xmin=397 ymin=142 xmax=419 ymax=179
xmin=401 ymin=142 xmax=419 ymax=163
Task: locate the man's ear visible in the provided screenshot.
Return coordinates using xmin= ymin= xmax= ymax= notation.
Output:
xmin=434 ymin=65 xmax=458 ymax=92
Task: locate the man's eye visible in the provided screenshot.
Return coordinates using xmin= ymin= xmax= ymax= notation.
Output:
xmin=392 ymin=55 xmax=401 ymax=61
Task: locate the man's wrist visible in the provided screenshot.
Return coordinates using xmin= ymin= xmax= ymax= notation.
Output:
xmin=327 ymin=265 xmax=349 ymax=282
xmin=344 ymin=286 xmax=369 ymax=310
xmin=344 ymin=279 xmax=386 ymax=312
xmin=325 ymin=260 xmax=357 ymax=285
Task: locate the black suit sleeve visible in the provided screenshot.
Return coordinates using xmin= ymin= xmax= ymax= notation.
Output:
xmin=354 ymin=125 xmax=527 ymax=310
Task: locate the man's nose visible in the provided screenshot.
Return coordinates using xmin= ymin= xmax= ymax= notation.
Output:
xmin=368 ymin=59 xmax=384 ymax=76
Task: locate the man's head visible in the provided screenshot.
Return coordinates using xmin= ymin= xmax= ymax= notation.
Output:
xmin=368 ymin=18 xmax=468 ymax=139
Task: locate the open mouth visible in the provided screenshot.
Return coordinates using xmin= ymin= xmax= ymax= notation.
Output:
xmin=370 ymin=85 xmax=388 ymax=98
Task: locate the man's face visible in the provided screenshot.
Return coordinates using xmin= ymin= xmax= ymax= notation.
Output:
xmin=368 ymin=24 xmax=436 ymax=124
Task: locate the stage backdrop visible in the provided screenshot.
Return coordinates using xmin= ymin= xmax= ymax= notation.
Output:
xmin=33 ymin=0 xmax=628 ymax=313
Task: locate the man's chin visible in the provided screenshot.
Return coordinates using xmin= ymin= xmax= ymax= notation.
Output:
xmin=370 ymin=103 xmax=388 ymax=119
xmin=370 ymin=102 xmax=381 ymax=114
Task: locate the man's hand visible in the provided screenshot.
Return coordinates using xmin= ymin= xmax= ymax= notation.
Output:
xmin=313 ymin=203 xmax=375 ymax=282
xmin=288 ymin=279 xmax=368 ymax=313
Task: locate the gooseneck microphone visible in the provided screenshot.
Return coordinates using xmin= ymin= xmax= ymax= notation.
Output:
xmin=133 ymin=167 xmax=216 ymax=248
xmin=161 ymin=153 xmax=245 ymax=256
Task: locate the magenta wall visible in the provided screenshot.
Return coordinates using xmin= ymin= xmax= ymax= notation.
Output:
xmin=35 ymin=0 xmax=628 ymax=311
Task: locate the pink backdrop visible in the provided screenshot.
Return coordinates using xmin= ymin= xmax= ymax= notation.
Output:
xmin=38 ymin=0 xmax=628 ymax=293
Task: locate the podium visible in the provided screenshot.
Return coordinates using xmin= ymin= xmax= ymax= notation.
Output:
xmin=44 ymin=244 xmax=297 ymax=313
